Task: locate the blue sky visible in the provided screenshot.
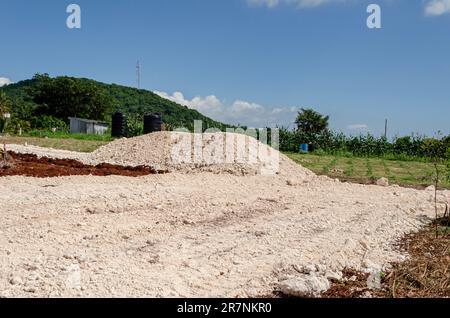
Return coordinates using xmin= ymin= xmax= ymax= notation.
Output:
xmin=0 ymin=0 xmax=449 ymax=136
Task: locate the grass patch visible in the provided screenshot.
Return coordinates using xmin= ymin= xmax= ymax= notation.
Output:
xmin=344 ymin=159 xmax=354 ymax=177
xmin=22 ymin=130 xmax=114 ymax=142
xmin=286 ymin=152 xmax=450 ymax=189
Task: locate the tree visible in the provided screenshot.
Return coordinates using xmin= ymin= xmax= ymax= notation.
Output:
xmin=0 ymin=91 xmax=11 ymax=115
xmin=295 ymin=108 xmax=329 ymax=142
xmin=422 ymin=136 xmax=448 ymax=238
xmin=0 ymin=92 xmax=12 ymax=132
xmin=29 ymin=74 xmax=114 ymax=122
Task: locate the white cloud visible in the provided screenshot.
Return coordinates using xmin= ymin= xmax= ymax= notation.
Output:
xmin=154 ymin=91 xmax=222 ymax=112
xmin=155 ymin=90 xmax=298 ymax=128
xmin=347 ymin=124 xmax=368 ymax=130
xmin=0 ymin=77 xmax=12 ymax=87
xmin=425 ymin=0 xmax=450 ymax=16
xmin=231 ymin=100 xmax=263 ymax=112
xmin=247 ymin=0 xmax=347 ymax=9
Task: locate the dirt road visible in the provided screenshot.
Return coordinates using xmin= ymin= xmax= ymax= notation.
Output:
xmin=0 ymin=172 xmax=443 ymax=297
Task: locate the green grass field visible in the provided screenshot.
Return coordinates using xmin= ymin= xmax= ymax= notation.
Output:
xmin=286 ymin=152 xmax=450 ymax=189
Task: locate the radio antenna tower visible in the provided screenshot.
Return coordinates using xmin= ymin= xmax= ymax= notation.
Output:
xmin=136 ymin=61 xmax=141 ymax=89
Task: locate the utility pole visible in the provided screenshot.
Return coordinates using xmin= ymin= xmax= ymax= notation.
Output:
xmin=136 ymin=61 xmax=141 ymax=89
xmin=384 ymin=118 xmax=388 ymax=139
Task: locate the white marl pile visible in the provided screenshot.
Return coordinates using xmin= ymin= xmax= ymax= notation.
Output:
xmin=0 ymin=132 xmax=448 ymax=297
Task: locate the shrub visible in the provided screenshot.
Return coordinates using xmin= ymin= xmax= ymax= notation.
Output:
xmin=4 ymin=118 xmax=31 ymax=134
xmin=30 ymin=115 xmax=68 ymax=131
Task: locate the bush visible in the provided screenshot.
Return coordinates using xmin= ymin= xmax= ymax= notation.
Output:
xmin=126 ymin=114 xmax=143 ymax=137
xmin=4 ymin=118 xmax=31 ymax=134
xmin=279 ymin=128 xmax=449 ymax=162
xmin=30 ymin=115 xmax=68 ymax=131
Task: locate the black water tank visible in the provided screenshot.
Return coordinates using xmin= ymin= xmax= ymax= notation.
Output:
xmin=144 ymin=113 xmax=163 ymax=134
xmin=111 ymin=112 xmax=127 ymax=138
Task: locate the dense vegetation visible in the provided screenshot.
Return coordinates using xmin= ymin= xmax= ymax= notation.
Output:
xmin=281 ymin=108 xmax=450 ymax=161
xmin=279 ymin=128 xmax=450 ymax=160
xmin=0 ymin=74 xmax=230 ymax=135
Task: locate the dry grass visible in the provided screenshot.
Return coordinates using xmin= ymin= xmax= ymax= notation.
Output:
xmin=322 ymin=221 xmax=450 ymax=298
xmin=380 ymin=221 xmax=450 ymax=298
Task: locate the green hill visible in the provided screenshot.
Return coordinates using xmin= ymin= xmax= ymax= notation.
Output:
xmin=0 ymin=74 xmax=230 ymax=133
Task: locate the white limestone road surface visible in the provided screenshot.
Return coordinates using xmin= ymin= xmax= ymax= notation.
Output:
xmin=0 ymin=171 xmax=446 ymax=297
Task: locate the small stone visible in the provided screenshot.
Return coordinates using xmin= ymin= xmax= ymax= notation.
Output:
xmin=24 ymin=287 xmax=36 ymax=293
xmin=279 ymin=274 xmax=330 ymax=297
xmin=325 ymin=271 xmax=342 ymax=282
xmin=255 ymin=231 xmax=266 ymax=237
xmin=360 ymin=240 xmax=369 ymax=250
xmin=367 ymin=270 xmax=382 ymax=290
xmin=315 ymin=264 xmax=326 ymax=273
xmin=9 ymin=276 xmax=23 ymax=285
xmin=76 ymin=254 xmax=87 ymax=263
xmin=376 ymin=178 xmax=389 ymax=187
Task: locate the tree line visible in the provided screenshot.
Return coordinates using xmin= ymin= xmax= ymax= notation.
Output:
xmin=280 ymin=108 xmax=450 ymax=161
xmin=0 ymin=74 xmax=230 ymax=135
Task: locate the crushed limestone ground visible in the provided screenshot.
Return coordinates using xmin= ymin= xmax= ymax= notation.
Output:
xmin=0 ymin=132 xmax=448 ymax=297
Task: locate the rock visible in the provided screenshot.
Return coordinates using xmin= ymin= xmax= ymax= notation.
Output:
xmin=376 ymin=178 xmax=389 ymax=187
xmin=315 ymin=264 xmax=327 ymax=273
xmin=367 ymin=270 xmax=382 ymax=290
xmin=278 ymin=274 xmax=330 ymax=297
xmin=426 ymin=185 xmax=435 ymax=192
xmin=286 ymin=179 xmax=299 ymax=186
xmin=9 ymin=276 xmax=23 ymax=285
xmin=23 ymin=287 xmax=36 ymax=293
xmin=301 ymin=264 xmax=317 ymax=274
xmin=325 ymin=271 xmax=342 ymax=282
xmin=362 ymin=291 xmax=373 ymax=298
xmin=360 ymin=240 xmax=369 ymax=250
xmin=65 ymin=264 xmax=81 ymax=290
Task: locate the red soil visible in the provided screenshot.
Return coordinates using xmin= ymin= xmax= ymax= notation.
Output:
xmin=0 ymin=152 xmax=166 ymax=178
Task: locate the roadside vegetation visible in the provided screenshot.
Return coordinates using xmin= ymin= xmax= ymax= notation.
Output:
xmin=287 ymin=152 xmax=450 ymax=189
xmin=280 ymin=108 xmax=450 ymax=162
xmin=0 ymin=74 xmax=231 ymax=136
